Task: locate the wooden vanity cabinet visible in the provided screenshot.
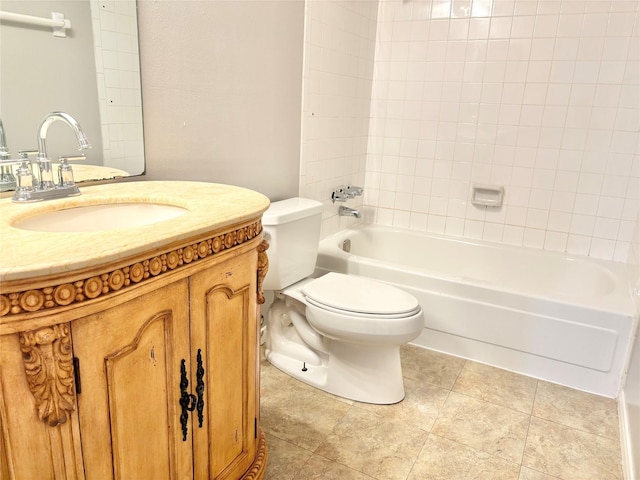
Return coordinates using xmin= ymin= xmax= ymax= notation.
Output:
xmin=0 ymin=221 xmax=268 ymax=480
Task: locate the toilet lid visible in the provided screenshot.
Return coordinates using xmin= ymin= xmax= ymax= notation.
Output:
xmin=302 ymin=272 xmax=420 ymax=316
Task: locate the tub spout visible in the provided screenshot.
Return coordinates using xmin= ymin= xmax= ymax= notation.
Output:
xmin=339 ymin=206 xmax=361 ymax=218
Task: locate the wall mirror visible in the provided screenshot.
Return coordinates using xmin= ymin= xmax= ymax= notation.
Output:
xmin=0 ymin=0 xmax=144 ymax=191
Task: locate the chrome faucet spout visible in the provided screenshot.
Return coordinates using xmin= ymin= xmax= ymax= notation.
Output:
xmin=36 ymin=112 xmax=91 ymax=191
xmin=0 ymin=118 xmax=17 ymax=191
xmin=339 ymin=206 xmax=361 ymax=219
xmin=37 ymin=112 xmax=92 ymax=159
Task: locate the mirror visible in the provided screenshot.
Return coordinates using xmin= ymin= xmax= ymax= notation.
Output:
xmin=0 ymin=0 xmax=144 ymax=190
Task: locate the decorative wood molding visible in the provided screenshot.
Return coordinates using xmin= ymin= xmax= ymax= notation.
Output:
xmin=1 ymin=221 xmax=263 ymax=317
xmin=19 ymin=324 xmax=75 ymax=427
xmin=256 ymin=240 xmax=269 ymax=305
xmin=242 ymin=428 xmax=268 ymax=480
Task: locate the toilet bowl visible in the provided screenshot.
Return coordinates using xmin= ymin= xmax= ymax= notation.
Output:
xmin=263 ymin=198 xmax=424 ymax=404
xmin=302 ymin=273 xmax=423 ymax=345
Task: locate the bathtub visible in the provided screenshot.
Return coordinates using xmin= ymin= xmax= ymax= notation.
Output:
xmin=315 ymin=225 xmax=637 ymax=397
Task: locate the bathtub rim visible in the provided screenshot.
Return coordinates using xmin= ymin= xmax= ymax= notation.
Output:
xmin=316 ymin=223 xmax=635 ymax=318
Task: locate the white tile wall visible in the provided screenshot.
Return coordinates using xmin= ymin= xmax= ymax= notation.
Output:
xmin=365 ymin=0 xmax=639 ymax=261
xmin=91 ymin=0 xmax=144 ymax=173
xmin=299 ymin=1 xmax=379 ymax=238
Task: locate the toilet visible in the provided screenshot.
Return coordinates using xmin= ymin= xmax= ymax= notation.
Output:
xmin=262 ymin=198 xmax=424 ymax=404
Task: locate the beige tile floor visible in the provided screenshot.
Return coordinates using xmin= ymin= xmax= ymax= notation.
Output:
xmin=260 ymin=344 xmax=623 ymax=480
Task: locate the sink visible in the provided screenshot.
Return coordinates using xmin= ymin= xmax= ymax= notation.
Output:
xmin=13 ymin=203 xmax=188 ymax=232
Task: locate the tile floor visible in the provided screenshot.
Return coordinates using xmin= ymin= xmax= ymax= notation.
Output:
xmin=260 ymin=344 xmax=623 ymax=480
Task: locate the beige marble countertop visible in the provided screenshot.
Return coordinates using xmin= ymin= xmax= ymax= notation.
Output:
xmin=0 ymin=181 xmax=270 ymax=283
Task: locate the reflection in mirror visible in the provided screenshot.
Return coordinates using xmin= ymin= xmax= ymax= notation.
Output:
xmin=0 ymin=0 xmax=145 ymax=191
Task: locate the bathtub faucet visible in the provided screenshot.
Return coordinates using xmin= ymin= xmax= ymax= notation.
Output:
xmin=331 ymin=185 xmax=364 ymax=203
xmin=339 ymin=206 xmax=361 ymax=219
xmin=345 ymin=185 xmax=364 ymax=198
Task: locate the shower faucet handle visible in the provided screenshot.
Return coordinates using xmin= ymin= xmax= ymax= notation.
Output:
xmin=331 ymin=187 xmax=349 ymax=203
xmin=345 ymin=185 xmax=363 ymax=197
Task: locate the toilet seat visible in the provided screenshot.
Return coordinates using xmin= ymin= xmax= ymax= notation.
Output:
xmin=302 ymin=272 xmax=421 ymax=318
xmin=304 ymin=297 xmax=420 ymax=319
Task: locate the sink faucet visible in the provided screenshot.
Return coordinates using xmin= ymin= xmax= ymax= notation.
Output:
xmin=0 ymin=118 xmax=9 ymax=160
xmin=339 ymin=206 xmax=361 ymax=219
xmin=0 ymin=118 xmax=17 ymax=191
xmin=37 ymin=112 xmax=91 ymax=190
xmin=12 ymin=112 xmax=91 ymax=202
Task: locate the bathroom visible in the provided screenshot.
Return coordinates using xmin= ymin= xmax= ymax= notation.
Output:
xmin=136 ymin=2 xmax=639 ymax=477
xmin=1 ymin=0 xmax=638 ymax=479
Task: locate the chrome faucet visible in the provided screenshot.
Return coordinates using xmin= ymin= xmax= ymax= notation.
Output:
xmin=0 ymin=118 xmax=17 ymax=191
xmin=0 ymin=118 xmax=9 ymax=160
xmin=331 ymin=185 xmax=364 ymax=203
xmin=37 ymin=112 xmax=91 ymax=190
xmin=13 ymin=112 xmax=91 ymax=202
xmin=339 ymin=206 xmax=361 ymax=219
xmin=344 ymin=185 xmax=364 ymax=198
xmin=331 ymin=187 xmax=349 ymax=203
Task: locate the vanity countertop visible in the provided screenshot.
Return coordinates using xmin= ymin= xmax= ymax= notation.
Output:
xmin=0 ymin=181 xmax=270 ymax=283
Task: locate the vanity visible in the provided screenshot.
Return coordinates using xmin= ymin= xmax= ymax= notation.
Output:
xmin=0 ymin=181 xmax=270 ymax=479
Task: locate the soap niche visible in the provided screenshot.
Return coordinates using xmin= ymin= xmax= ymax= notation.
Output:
xmin=471 ymin=184 xmax=505 ymax=208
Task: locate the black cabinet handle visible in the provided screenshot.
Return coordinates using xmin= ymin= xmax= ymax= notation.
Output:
xmin=195 ymin=349 xmax=205 ymax=428
xmin=179 ymin=359 xmax=197 ymax=441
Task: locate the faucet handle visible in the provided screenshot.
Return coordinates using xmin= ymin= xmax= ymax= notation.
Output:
xmin=57 ymin=154 xmax=84 ymax=186
xmin=18 ymin=149 xmax=38 ymax=159
xmin=0 ymin=146 xmax=11 ymax=161
xmin=345 ymin=185 xmax=364 ymax=197
xmin=15 ymin=160 xmax=35 ymax=193
xmin=58 ymin=154 xmax=86 ymax=162
xmin=57 ymin=156 xmax=81 ymax=187
xmin=331 ymin=187 xmax=349 ymax=203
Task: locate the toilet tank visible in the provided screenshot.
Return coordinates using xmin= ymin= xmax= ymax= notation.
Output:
xmin=262 ymin=197 xmax=323 ymax=290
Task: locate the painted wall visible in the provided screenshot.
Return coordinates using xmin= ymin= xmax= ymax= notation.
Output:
xmin=137 ymin=0 xmax=304 ymax=200
xmin=365 ymin=0 xmax=639 ymax=262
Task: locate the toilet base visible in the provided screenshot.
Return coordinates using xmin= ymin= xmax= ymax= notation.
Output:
xmin=266 ymin=332 xmax=406 ymax=405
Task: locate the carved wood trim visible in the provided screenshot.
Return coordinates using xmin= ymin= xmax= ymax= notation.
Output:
xmin=256 ymin=241 xmax=269 ymax=305
xmin=241 ymin=428 xmax=268 ymax=480
xmin=1 ymin=221 xmax=262 ymax=317
xmin=19 ymin=324 xmax=75 ymax=427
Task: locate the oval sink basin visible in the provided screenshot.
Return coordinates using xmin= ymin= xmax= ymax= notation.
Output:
xmin=13 ymin=203 xmax=188 ymax=232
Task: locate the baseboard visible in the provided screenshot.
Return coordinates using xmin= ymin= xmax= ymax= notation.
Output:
xmin=619 ymin=391 xmax=637 ymax=480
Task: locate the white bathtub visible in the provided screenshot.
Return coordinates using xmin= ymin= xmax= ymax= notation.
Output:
xmin=315 ymin=225 xmax=637 ymax=397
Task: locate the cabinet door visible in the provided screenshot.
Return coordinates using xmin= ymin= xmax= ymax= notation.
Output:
xmin=0 ymin=327 xmax=84 ymax=480
xmin=190 ymin=251 xmax=259 ymax=480
xmin=71 ymin=280 xmax=192 ymax=480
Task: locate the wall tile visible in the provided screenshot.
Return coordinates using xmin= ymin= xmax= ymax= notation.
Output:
xmin=362 ymin=0 xmax=639 ymax=261
xmin=299 ymin=0 xmax=638 ymax=267
xmin=91 ymin=0 xmax=143 ymax=171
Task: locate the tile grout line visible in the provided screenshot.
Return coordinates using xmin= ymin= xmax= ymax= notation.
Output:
xmin=518 ymin=379 xmax=540 ymax=479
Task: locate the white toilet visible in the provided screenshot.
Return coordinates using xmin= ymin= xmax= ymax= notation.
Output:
xmin=263 ymin=198 xmax=424 ymax=404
